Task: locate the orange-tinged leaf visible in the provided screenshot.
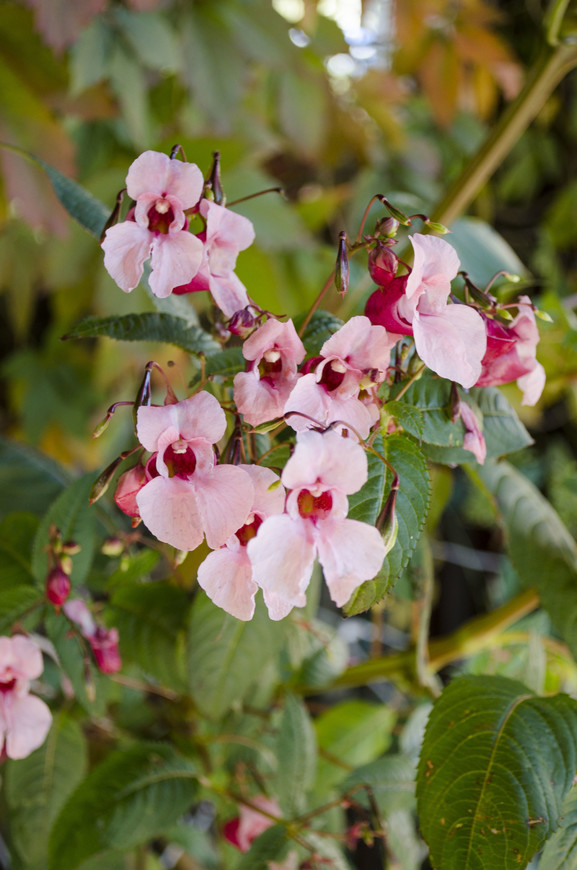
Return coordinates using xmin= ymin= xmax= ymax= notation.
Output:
xmin=419 ymin=38 xmax=461 ymax=127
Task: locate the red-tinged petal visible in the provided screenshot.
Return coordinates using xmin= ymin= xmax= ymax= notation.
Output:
xmin=148 ymin=232 xmax=204 ymax=299
xmin=194 ymin=465 xmax=254 ymax=550
xmin=137 ymin=392 xmax=227 ymax=453
xmin=198 ymin=548 xmax=257 ymax=621
xmin=114 ymin=465 xmax=148 ymax=518
xmin=208 ymin=271 xmax=250 ymax=318
xmin=282 ymin=429 xmax=368 ymax=495
xmin=4 ymin=695 xmax=52 ymax=760
xmin=136 ymin=476 xmax=205 ymax=551
xmin=247 ymin=514 xmax=315 ymax=614
xmin=316 ymin=518 xmax=386 ymax=607
xmin=101 ymin=222 xmax=151 ymax=293
xmin=413 ymin=304 xmax=487 ymax=389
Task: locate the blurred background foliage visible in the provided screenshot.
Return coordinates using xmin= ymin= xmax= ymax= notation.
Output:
xmin=3 ymin=0 xmax=577 ymax=685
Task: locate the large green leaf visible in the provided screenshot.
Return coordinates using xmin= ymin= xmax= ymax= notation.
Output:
xmin=297 ymin=310 xmax=344 ymax=357
xmin=275 ymin=693 xmax=317 ymax=815
xmin=347 ymin=435 xmax=387 ymax=526
xmin=191 ymin=347 xmax=246 ymax=383
xmin=5 ymin=714 xmax=87 ymax=870
xmin=340 ymin=754 xmax=416 ymax=815
xmin=0 ymin=586 xmax=43 ymax=634
xmin=540 ymin=786 xmax=577 ymax=869
xmin=109 ymin=582 xmax=190 ymax=690
xmin=0 ymin=437 xmax=68 ymax=518
xmin=63 ymin=314 xmax=220 ymax=357
xmin=0 ymin=143 xmax=109 ymax=238
xmin=392 ymin=373 xmax=463 ymax=449
xmin=345 ymin=434 xmax=430 ymax=614
xmin=477 ymin=460 xmax=577 ymax=657
xmin=48 ymin=743 xmax=198 ymax=870
xmin=416 ymin=675 xmax=577 ymax=869
xmin=449 ymin=218 xmax=528 ymax=287
xmin=188 ymin=593 xmax=286 ymax=719
xmin=0 ymin=513 xmax=38 ymax=589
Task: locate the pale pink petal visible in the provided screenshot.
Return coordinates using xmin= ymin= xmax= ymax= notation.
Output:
xmin=316 ymin=518 xmax=386 ymax=607
xmin=149 ymin=232 xmax=204 ymax=298
xmin=9 ymin=636 xmax=44 ymax=682
xmin=234 ymin=371 xmax=288 ymax=426
xmin=413 ymin=304 xmax=487 ymax=388
xmin=459 ymin=400 xmax=486 ymax=464
xmin=240 ymin=465 xmax=285 ymax=516
xmin=518 ymin=361 xmax=546 ymax=406
xmin=4 ymin=694 xmax=52 ymax=760
xmin=101 ymin=222 xmax=152 ymax=293
xmin=198 ymin=548 xmax=257 ymax=621
xmin=63 ymin=599 xmax=97 ymax=637
xmin=284 ymin=374 xmax=331 ymax=431
xmin=242 ymin=318 xmax=305 ymax=367
xmin=126 ymin=151 xmax=203 ymax=207
xmin=163 ymin=162 xmax=204 ymax=209
xmin=247 ymin=514 xmax=315 ymax=616
xmin=405 ymin=234 xmax=460 ymax=305
xmin=282 ymin=429 xmax=368 ymax=495
xmin=201 ymin=200 xmax=256 ymax=257
xmin=263 ymin=588 xmax=302 ymax=620
xmin=208 ymin=271 xmax=250 ymax=318
xmin=235 ymin=797 xmax=280 ymax=851
xmin=136 ymin=476 xmax=204 ymax=551
xmin=137 ymin=392 xmax=227 ymax=453
xmin=194 ymin=465 xmax=254 ymax=549
xmin=321 ymin=316 xmax=395 ymax=371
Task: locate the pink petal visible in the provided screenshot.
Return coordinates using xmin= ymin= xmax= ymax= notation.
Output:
xmin=126 ymin=151 xmax=203 ymax=207
xmin=197 ymin=548 xmax=257 ymax=621
xmin=413 ymin=303 xmax=487 ymax=389
xmin=194 ymin=465 xmax=254 ymax=549
xmin=149 ymin=232 xmax=204 ymax=299
xmin=518 ymin=361 xmax=546 ymax=406
xmin=4 ymin=694 xmax=52 ymax=760
xmin=284 ymin=374 xmax=331 ymax=431
xmin=136 ymin=476 xmax=205 ymax=551
xmin=247 ymin=514 xmax=315 ymax=617
xmin=101 ymin=222 xmax=152 ymax=292
xmin=9 ymin=636 xmax=44 ymax=681
xmin=316 ymin=518 xmax=386 ymax=607
xmin=240 ymin=464 xmax=285 ymax=516
xmin=201 ymin=200 xmax=256 ymax=257
xmin=208 ymin=271 xmax=250 ymax=318
xmin=459 ymin=400 xmax=486 ymax=464
xmin=233 ymin=371 xmax=288 ymax=426
xmin=321 ymin=316 xmax=395 ymax=371
xmin=282 ymin=429 xmax=368 ymax=495
xmin=405 ymin=234 xmax=460 ymax=305
xmin=137 ymin=392 xmax=227 ymax=453
xmin=63 ymin=599 xmax=97 ymax=637
xmin=242 ymin=318 xmax=305 ymax=367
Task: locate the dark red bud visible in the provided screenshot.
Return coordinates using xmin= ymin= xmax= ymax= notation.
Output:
xmin=335 ymin=232 xmax=349 ymax=298
xmin=368 ymin=243 xmax=399 ymax=287
xmin=228 ymin=308 xmax=256 ymax=337
xmin=46 ymin=567 xmax=71 ymax=607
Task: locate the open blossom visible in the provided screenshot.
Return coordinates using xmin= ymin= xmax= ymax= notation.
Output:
xmin=248 ymin=429 xmax=387 ymax=620
xmin=63 ymin=599 xmax=122 ymax=674
xmin=476 ymin=297 xmax=545 ymax=405
xmin=284 ymin=316 xmax=398 ymax=439
xmin=135 ymin=391 xmax=254 ymax=551
xmin=198 ymin=465 xmax=285 ymax=620
xmin=224 ymin=795 xmax=281 ymax=852
xmin=174 ymin=199 xmax=255 ymax=317
xmin=0 ymin=635 xmax=52 ymax=760
xmin=234 ymin=318 xmax=305 ymax=426
xmin=366 ymin=234 xmax=487 ymax=389
xmin=102 ymin=150 xmax=204 ymax=298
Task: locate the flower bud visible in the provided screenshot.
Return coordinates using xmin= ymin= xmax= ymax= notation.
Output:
xmin=46 ymin=567 xmax=71 ymax=607
xmin=335 ymin=232 xmax=349 ymax=298
xmin=101 ymin=537 xmax=124 ymax=557
xmin=375 ymin=216 xmax=399 ymax=238
xmin=59 ymin=555 xmax=73 ymax=575
xmin=368 ymin=243 xmax=399 ymax=288
xmin=61 ymin=540 xmax=82 ymax=556
xmin=228 ymin=307 xmax=256 ymax=337
xmin=89 ymin=628 xmax=122 ymax=675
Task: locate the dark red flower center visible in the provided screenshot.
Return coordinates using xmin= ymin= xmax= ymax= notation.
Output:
xmin=164 ymin=443 xmax=197 ymax=479
xmin=237 ymin=515 xmax=263 ymax=546
xmin=147 ymin=198 xmax=175 ymax=234
xmin=297 ymin=489 xmax=333 ymax=521
xmin=0 ymin=679 xmax=16 ymax=694
xmin=258 ymin=349 xmax=283 ymax=384
xmin=319 ymin=359 xmax=347 ymax=392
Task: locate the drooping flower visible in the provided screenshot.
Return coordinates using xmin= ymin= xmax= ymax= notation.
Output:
xmin=457 ymin=398 xmax=486 ymax=464
xmin=284 ymin=316 xmax=398 ymax=439
xmin=135 ymin=391 xmax=254 ymax=551
xmin=224 ymin=796 xmax=281 ymax=852
xmin=0 ymin=635 xmax=52 ymax=760
xmin=174 ymin=200 xmax=255 ymax=317
xmin=476 ymin=297 xmax=546 ymax=405
xmin=197 ymin=465 xmax=285 ymax=620
xmin=248 ymin=429 xmax=387 ymax=620
xmin=63 ymin=599 xmax=122 ymax=675
xmin=366 ymin=234 xmax=487 ymax=389
xmin=234 ymin=318 xmax=306 ymax=426
xmin=102 ymin=150 xmax=204 ymax=298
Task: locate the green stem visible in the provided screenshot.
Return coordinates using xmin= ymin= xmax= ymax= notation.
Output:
xmin=431 ymin=41 xmax=577 ymax=226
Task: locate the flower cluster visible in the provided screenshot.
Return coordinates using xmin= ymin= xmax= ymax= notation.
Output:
xmin=0 ymin=635 xmax=52 ymax=760
xmin=102 ymin=149 xmax=546 ymax=623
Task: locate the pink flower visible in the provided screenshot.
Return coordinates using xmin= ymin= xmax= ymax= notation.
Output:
xmin=458 ymin=399 xmax=486 ymax=464
xmin=135 ymin=391 xmax=254 ymax=551
xmin=224 ymin=796 xmax=281 ymax=852
xmin=174 ymin=200 xmax=255 ymax=317
xmin=102 ymin=150 xmax=204 ymax=298
xmin=197 ymin=465 xmax=285 ymax=620
xmin=114 ymin=464 xmax=149 ymax=519
xmin=63 ymin=599 xmax=122 ymax=675
xmin=366 ymin=234 xmax=487 ymax=389
xmin=248 ymin=430 xmax=387 ymax=619
xmin=476 ymin=297 xmax=545 ymax=405
xmin=234 ymin=319 xmax=306 ymax=426
xmin=0 ymin=635 xmax=52 ymax=760
xmin=284 ymin=316 xmax=398 ymax=439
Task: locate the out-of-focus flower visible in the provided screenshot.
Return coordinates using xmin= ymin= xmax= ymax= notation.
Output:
xmin=0 ymin=635 xmax=52 ymax=760
xmin=102 ymin=150 xmax=204 ymax=298
xmin=63 ymin=599 xmax=122 ymax=675
xmin=457 ymin=398 xmax=486 ymax=464
xmin=224 ymin=795 xmax=281 ymax=852
xmin=45 ymin=566 xmax=71 ymax=607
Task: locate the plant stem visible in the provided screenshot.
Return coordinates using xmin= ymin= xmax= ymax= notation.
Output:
xmin=431 ymin=42 xmax=577 ymax=226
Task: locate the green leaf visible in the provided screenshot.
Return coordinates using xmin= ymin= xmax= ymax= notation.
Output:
xmin=32 ymin=475 xmax=96 ymax=588
xmin=109 ymin=582 xmax=190 ymax=690
xmin=416 ymin=675 xmax=577 ymax=870
xmin=298 ymin=310 xmax=344 ymax=357
xmin=275 ymin=693 xmax=317 ymax=815
xmin=45 ymin=609 xmax=106 ymax=715
xmin=384 ymin=400 xmax=424 ymax=440
xmin=0 ymin=586 xmax=44 ymax=634
xmin=345 ymin=434 xmax=430 ymax=614
xmin=302 ymin=833 xmax=352 ymax=870
xmin=0 ymin=436 xmax=68 ymax=518
xmin=234 ymin=825 xmax=288 ymax=870
xmin=188 ymin=593 xmax=286 ymax=719
xmin=5 ymin=713 xmax=88 ymax=870
xmin=0 ymin=143 xmax=109 ymax=238
xmin=113 ymin=9 xmax=180 ymax=72
xmin=340 ymin=754 xmax=416 ymax=815
xmin=347 ymin=435 xmax=387 ymax=526
xmin=191 ymin=347 xmax=246 ymax=385
xmin=0 ymin=513 xmax=38 ymax=588
xmin=314 ymin=700 xmax=395 ymax=794
xmin=48 ymin=743 xmax=198 ymax=870
xmin=477 ymin=460 xmax=577 ymax=658
xmin=449 ymin=217 xmax=528 ymax=287
xmin=540 ymin=786 xmax=577 ymax=869
xmin=63 ymin=313 xmax=220 ymax=357
xmin=393 ymin=373 xmax=463 ymax=449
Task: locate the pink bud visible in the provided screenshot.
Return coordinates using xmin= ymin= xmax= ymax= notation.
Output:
xmin=89 ymin=627 xmax=122 ymax=675
xmin=368 ymin=243 xmax=399 ymax=287
xmin=228 ymin=307 xmax=256 ymax=337
xmin=46 ymin=567 xmax=71 ymax=607
xmin=114 ymin=465 xmax=148 ymax=518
